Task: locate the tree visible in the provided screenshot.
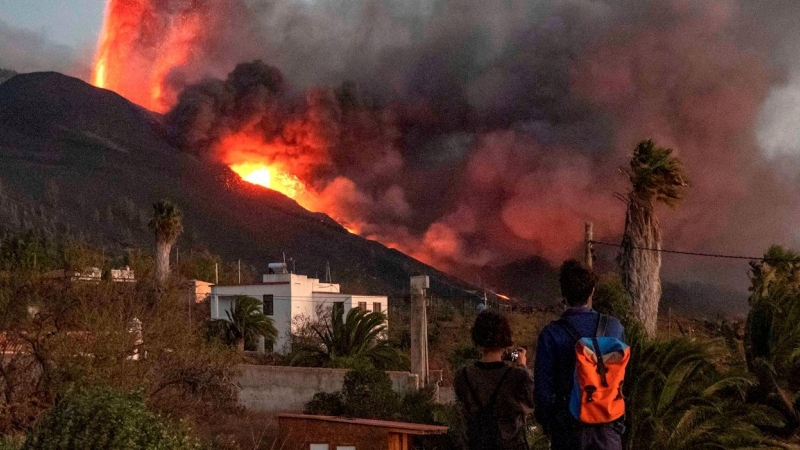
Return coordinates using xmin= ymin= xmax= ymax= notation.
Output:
xmin=624 ymin=338 xmax=786 ymax=450
xmin=292 ymin=306 xmax=407 ymax=370
xmin=148 ymin=200 xmax=183 ymax=285
xmin=619 ymin=140 xmax=687 ymax=338
xmin=21 ymin=387 xmax=199 ymax=450
xmin=211 ymin=296 xmax=277 ymax=352
xmin=745 ymin=246 xmax=800 ymax=436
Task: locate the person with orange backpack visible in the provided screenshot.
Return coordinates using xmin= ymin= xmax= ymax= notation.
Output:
xmin=534 ymin=260 xmax=628 ymax=450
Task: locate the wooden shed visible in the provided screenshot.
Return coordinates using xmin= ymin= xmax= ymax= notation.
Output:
xmin=278 ymin=413 xmax=449 ymax=450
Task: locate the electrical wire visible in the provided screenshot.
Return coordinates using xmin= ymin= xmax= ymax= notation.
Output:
xmin=590 ymin=240 xmax=799 ymax=263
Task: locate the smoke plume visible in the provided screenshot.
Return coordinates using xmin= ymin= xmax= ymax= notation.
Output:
xmin=0 ymin=19 xmax=85 ymax=76
xmin=119 ymin=0 xmax=800 ymax=289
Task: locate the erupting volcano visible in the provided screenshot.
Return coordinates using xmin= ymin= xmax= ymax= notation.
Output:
xmin=85 ymin=0 xmax=800 ymax=288
xmin=91 ymin=1 xmax=323 ymax=217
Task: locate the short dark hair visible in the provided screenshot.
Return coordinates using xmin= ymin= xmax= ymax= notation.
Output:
xmin=559 ymin=259 xmax=596 ymax=306
xmin=471 ymin=310 xmax=513 ymax=350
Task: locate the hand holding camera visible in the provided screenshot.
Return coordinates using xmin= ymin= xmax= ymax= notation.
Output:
xmin=502 ymin=346 xmax=527 ymax=366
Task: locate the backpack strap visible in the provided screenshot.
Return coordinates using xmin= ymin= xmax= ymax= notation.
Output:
xmin=591 ymin=337 xmax=610 ymax=388
xmin=462 ymin=366 xmax=512 ymax=410
xmin=595 ymin=314 xmax=609 ymax=338
xmin=556 ymin=318 xmax=582 ymax=343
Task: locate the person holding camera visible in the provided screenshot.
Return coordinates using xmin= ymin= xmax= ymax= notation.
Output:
xmin=455 ymin=310 xmax=534 ymax=450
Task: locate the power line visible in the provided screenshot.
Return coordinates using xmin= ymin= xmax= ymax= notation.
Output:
xmin=591 ymin=240 xmax=799 ymax=263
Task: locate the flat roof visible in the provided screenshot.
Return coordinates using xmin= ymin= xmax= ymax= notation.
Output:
xmin=278 ymin=414 xmax=448 ymax=435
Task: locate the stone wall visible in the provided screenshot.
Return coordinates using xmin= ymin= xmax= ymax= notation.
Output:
xmin=236 ymin=365 xmax=421 ymax=413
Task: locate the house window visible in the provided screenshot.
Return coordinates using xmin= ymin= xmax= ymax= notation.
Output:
xmin=310 ymin=445 xmax=329 ymax=450
xmin=333 ymin=302 xmax=344 ymax=318
xmin=358 ymin=302 xmax=367 ymax=310
xmin=373 ymin=302 xmax=381 ymax=313
xmin=337 ymin=447 xmax=356 ymax=450
xmin=263 ymin=295 xmax=274 ymax=315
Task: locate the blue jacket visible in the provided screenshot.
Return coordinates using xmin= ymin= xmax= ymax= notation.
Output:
xmin=533 ymin=306 xmax=625 ymax=428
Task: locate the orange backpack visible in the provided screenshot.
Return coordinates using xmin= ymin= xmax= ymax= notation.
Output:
xmin=557 ymin=315 xmax=630 ymax=424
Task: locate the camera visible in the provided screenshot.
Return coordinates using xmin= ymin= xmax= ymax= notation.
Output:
xmin=502 ymin=348 xmax=521 ymax=363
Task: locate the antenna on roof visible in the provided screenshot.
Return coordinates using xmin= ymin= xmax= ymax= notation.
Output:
xmin=325 ymin=261 xmax=332 ymax=283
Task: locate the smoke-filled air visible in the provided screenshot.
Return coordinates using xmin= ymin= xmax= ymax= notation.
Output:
xmin=90 ymin=0 xmax=800 ymax=286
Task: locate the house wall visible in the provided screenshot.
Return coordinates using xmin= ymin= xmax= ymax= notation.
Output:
xmin=212 ymin=284 xmax=293 ymax=352
xmin=212 ymin=275 xmax=388 ymax=355
xmin=236 ymin=365 xmax=420 ymax=413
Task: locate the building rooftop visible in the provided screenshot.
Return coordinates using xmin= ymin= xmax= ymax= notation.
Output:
xmin=278 ymin=414 xmax=449 ymax=435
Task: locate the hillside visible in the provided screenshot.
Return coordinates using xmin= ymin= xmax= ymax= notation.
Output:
xmin=0 ymin=72 xmax=477 ymax=298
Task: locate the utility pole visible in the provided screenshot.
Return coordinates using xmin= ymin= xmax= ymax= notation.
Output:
xmin=238 ymin=259 xmax=241 ymax=284
xmin=215 ymin=263 xmax=219 ymax=285
xmin=410 ymin=275 xmax=430 ymax=387
xmin=585 ymin=222 xmax=594 ymax=270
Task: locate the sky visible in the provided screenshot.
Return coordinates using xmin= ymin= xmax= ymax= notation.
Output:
xmin=1 ymin=0 xmax=800 ymax=307
xmin=0 ymin=0 xmax=105 ymax=49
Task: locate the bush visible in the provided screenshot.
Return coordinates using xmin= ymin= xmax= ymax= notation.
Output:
xmin=447 ymin=344 xmax=480 ymax=374
xmin=0 ymin=435 xmax=22 ymax=450
xmin=341 ymin=368 xmax=400 ymax=420
xmin=22 ymin=387 xmax=199 ymax=450
xmin=303 ymin=392 xmax=345 ymax=416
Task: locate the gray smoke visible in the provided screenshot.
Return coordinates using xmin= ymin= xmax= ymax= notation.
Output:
xmin=0 ymin=18 xmax=86 ymax=76
xmin=165 ymin=0 xmax=800 ymax=292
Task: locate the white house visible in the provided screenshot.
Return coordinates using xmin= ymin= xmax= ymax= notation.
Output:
xmin=210 ymin=264 xmax=388 ymax=354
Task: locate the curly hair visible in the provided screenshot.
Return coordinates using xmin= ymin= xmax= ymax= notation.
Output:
xmin=471 ymin=310 xmax=513 ymax=350
xmin=559 ymin=259 xmax=597 ymax=306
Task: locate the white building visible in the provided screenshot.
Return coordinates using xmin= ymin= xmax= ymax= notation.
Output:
xmin=210 ymin=265 xmax=388 ymax=354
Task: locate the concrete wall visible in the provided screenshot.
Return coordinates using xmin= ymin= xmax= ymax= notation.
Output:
xmin=236 ymin=365 xmax=420 ymax=413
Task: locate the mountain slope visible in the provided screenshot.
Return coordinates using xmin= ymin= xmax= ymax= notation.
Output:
xmin=0 ymin=72 xmax=477 ymax=298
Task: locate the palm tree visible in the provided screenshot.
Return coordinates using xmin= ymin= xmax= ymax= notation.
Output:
xmin=745 ymin=246 xmax=800 ymax=436
xmin=292 ymin=307 xmax=407 ymax=370
xmin=625 ymin=337 xmax=787 ymax=450
xmin=213 ymin=295 xmax=277 ymax=351
xmin=619 ymin=140 xmax=687 ymax=338
xmin=148 ymin=200 xmax=183 ymax=284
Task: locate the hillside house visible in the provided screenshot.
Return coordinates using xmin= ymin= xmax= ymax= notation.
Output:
xmin=210 ymin=264 xmax=388 ymax=354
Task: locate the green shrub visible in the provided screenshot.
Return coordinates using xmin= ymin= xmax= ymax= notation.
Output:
xmin=341 ymin=368 xmax=400 ymax=420
xmin=22 ymin=387 xmax=199 ymax=450
xmin=0 ymin=435 xmax=23 ymax=450
xmin=303 ymin=392 xmax=345 ymax=416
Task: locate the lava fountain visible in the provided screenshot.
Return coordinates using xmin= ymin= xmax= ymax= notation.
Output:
xmin=91 ymin=0 xmax=205 ymax=113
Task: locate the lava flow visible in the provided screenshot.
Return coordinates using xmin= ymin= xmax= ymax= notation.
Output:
xmin=229 ymin=163 xmax=306 ymax=200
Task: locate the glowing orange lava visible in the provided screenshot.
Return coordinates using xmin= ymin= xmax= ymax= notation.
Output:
xmin=91 ymin=0 xmax=204 ymax=112
xmin=230 ymin=163 xmax=306 ymax=199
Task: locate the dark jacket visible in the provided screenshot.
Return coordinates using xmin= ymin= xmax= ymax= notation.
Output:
xmin=454 ymin=361 xmax=534 ymax=450
xmin=533 ymin=307 xmax=625 ymax=430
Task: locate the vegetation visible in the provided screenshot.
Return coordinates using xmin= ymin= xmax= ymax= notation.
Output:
xmin=0 ymin=228 xmax=240 ymax=447
xmin=620 ymin=140 xmax=688 ymax=338
xmin=21 ymin=387 xmax=199 ymax=450
xmin=624 ymin=338 xmax=784 ymax=449
xmin=291 ymin=306 xmax=407 ymax=370
xmin=209 ymin=295 xmax=277 ymax=352
xmin=149 ymin=200 xmax=183 ymax=285
xmin=745 ymin=246 xmax=800 ymax=436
